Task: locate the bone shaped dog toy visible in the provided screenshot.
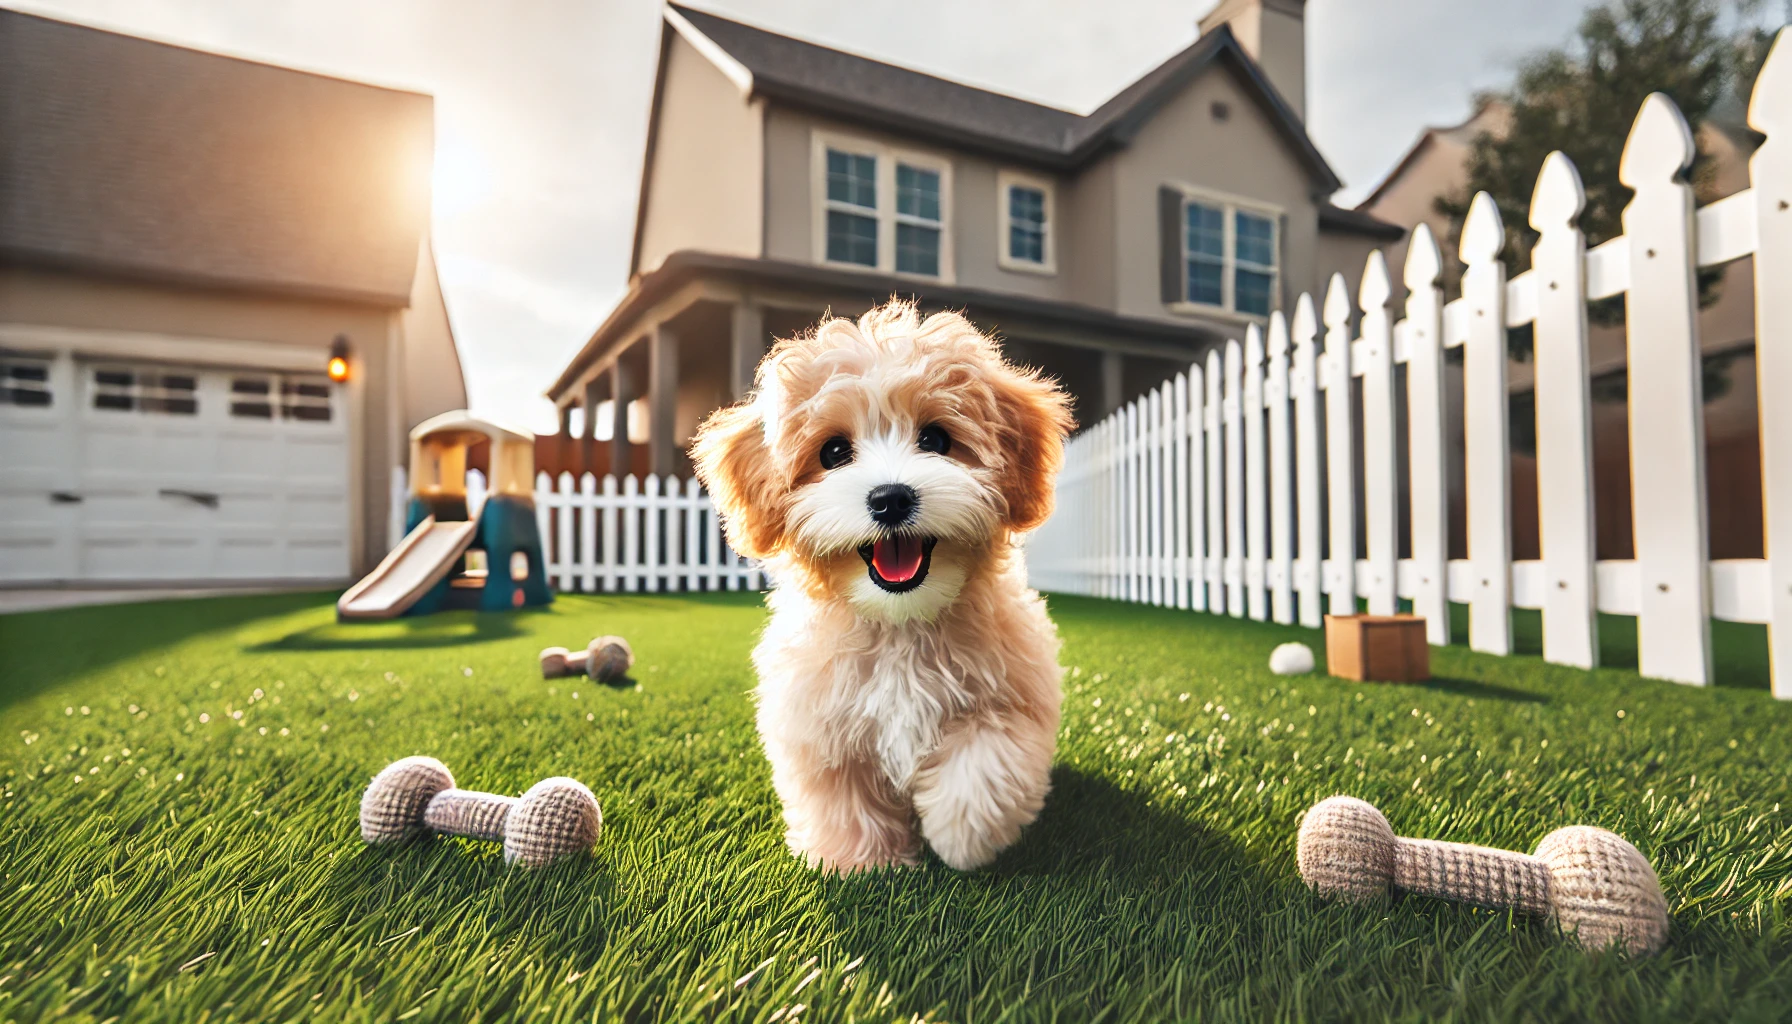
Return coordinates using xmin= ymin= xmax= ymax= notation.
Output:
xmin=1297 ymin=795 xmax=1668 ymax=955
xmin=359 ymin=756 xmax=601 ymax=867
xmin=540 ymin=635 xmax=634 ymax=682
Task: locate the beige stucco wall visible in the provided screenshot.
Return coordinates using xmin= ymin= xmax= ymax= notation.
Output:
xmin=1060 ymin=157 xmax=1117 ymax=309
xmin=0 ymin=265 xmax=402 ymax=574
xmin=400 ymin=238 xmax=468 ymax=427
xmin=1109 ymin=65 xmax=1320 ymax=325
xmin=635 ymin=31 xmax=764 ymax=274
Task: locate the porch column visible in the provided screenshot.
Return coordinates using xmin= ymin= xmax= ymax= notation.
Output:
xmin=558 ymin=402 xmax=574 ymax=436
xmin=730 ymin=302 xmax=767 ymax=399
xmin=610 ymin=356 xmax=636 ymax=479
xmin=649 ymin=324 xmax=679 ymax=477
xmin=581 ymin=376 xmax=606 ymax=477
xmin=1100 ymin=350 xmax=1124 ymax=420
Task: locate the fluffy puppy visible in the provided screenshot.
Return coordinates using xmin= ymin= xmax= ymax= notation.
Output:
xmin=691 ymin=299 xmax=1074 ymax=873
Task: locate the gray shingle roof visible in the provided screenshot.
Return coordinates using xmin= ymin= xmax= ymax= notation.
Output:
xmin=670 ymin=4 xmax=1339 ymax=187
xmin=0 ymin=9 xmax=433 ymax=306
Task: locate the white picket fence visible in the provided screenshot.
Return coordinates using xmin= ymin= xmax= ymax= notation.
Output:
xmin=1027 ymin=34 xmax=1792 ymax=699
xmin=532 ymin=472 xmax=765 ymax=593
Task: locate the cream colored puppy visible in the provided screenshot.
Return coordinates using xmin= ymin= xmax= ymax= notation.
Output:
xmin=692 ymin=299 xmax=1074 ymax=872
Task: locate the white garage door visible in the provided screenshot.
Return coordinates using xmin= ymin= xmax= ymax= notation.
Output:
xmin=0 ymin=353 xmax=352 ymax=584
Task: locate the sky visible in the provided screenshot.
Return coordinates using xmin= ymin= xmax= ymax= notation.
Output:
xmin=8 ymin=0 xmax=1621 ymax=431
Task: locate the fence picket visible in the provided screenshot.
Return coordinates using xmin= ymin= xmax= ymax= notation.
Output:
xmin=1267 ymin=312 xmax=1294 ymax=625
xmin=1291 ymin=295 xmax=1323 ymax=627
xmin=1359 ymin=253 xmax=1398 ymax=616
xmin=684 ymin=476 xmax=702 ymax=591
xmin=1173 ymin=373 xmax=1190 ymax=609
xmin=1403 ymin=226 xmax=1450 ymax=645
xmin=1148 ymin=387 xmax=1164 ymax=606
xmin=1461 ymin=193 xmax=1514 ymax=655
xmin=1205 ymin=351 xmax=1224 ymax=613
xmin=1322 ymin=275 xmax=1357 ymax=616
xmin=1188 ymin=362 xmax=1209 ymax=612
xmin=579 ymin=473 xmax=598 ymax=593
xmin=1530 ymin=152 xmax=1600 ymax=668
xmin=555 ymin=472 xmax=576 ymax=592
xmin=1620 ymin=95 xmax=1714 ymax=685
xmin=1244 ymin=327 xmax=1268 ymax=621
xmin=1750 ymin=31 xmax=1791 ymax=698
xmin=622 ymin=475 xmax=640 ymax=593
xmin=1224 ymin=340 xmax=1245 ymax=617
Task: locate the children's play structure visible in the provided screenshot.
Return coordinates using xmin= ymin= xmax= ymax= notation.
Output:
xmin=337 ymin=411 xmax=553 ymax=620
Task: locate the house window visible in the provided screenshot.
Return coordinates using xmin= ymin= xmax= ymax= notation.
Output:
xmin=1174 ymin=191 xmax=1280 ymax=317
xmin=998 ymin=171 xmax=1055 ymax=273
xmin=895 ymin=164 xmax=941 ymax=276
xmin=1233 ymin=210 xmax=1277 ymax=316
xmin=91 ymin=367 xmax=197 ymax=415
xmin=825 ymin=149 xmax=878 ymax=267
xmin=0 ymin=357 xmax=52 ymax=408
xmin=813 ymin=133 xmax=952 ymax=280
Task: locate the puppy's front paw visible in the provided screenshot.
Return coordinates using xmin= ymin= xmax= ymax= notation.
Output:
xmin=921 ymin=819 xmax=1005 ymax=872
xmin=786 ymin=831 xmax=920 ymax=875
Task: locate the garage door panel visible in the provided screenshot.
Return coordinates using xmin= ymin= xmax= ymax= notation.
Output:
xmin=215 ymin=537 xmax=282 ymax=578
xmin=287 ymin=537 xmax=350 ymax=578
xmin=0 ymin=358 xmax=354 ymax=584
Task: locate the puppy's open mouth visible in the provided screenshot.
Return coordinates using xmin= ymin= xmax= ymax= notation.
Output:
xmin=857 ymin=535 xmax=937 ymax=593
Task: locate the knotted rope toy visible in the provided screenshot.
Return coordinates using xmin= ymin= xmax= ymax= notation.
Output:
xmin=540 ymin=635 xmax=634 ymax=682
xmin=1297 ymin=795 xmax=1668 ymax=955
xmin=360 ymin=756 xmax=601 ymax=867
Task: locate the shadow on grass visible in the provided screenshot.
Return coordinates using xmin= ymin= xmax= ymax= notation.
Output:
xmin=0 ymin=590 xmax=335 ymax=712
xmin=815 ymin=767 xmax=1279 ymax=1016
xmin=1416 ymin=676 xmax=1548 ymax=704
xmin=246 ymin=610 xmax=535 ymax=652
xmin=1446 ymin=603 xmax=1772 ymax=691
xmin=319 ymin=838 xmax=617 ymax=959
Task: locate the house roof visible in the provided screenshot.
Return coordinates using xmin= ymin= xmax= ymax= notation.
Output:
xmin=546 ymin=250 xmax=1230 ymax=402
xmin=666 ymin=4 xmax=1341 ymax=189
xmin=0 ymin=9 xmax=433 ymax=306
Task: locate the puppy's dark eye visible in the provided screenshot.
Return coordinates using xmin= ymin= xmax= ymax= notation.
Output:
xmin=918 ymin=424 xmax=951 ymax=456
xmin=818 ymin=436 xmax=854 ymax=470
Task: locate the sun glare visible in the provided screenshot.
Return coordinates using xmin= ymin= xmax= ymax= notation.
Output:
xmin=432 ymin=131 xmax=495 ymax=221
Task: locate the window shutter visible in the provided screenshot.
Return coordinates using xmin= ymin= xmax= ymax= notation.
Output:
xmin=1159 ymin=186 xmax=1183 ymax=305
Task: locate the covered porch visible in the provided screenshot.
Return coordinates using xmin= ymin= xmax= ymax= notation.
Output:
xmin=542 ymin=252 xmax=1230 ymax=480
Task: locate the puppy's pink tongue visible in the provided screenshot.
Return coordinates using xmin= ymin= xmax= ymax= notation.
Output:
xmin=872 ymin=535 xmax=925 ymax=583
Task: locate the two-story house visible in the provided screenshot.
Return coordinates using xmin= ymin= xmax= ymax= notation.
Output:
xmin=545 ymin=0 xmax=1401 ymax=478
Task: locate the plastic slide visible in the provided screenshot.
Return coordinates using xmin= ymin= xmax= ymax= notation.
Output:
xmin=336 ymin=516 xmax=480 ymax=620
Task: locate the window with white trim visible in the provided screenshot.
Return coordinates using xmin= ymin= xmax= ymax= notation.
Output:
xmin=813 ymin=134 xmax=952 ymax=280
xmin=997 ymin=171 xmax=1055 ymax=274
xmin=1179 ymin=195 xmax=1279 ymax=317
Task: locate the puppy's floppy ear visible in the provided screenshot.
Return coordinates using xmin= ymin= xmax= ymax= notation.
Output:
xmin=990 ymin=363 xmax=1075 ymax=533
xmin=690 ymin=400 xmax=785 ymax=560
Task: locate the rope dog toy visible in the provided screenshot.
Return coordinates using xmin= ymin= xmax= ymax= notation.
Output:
xmin=359 ymin=756 xmax=601 ymax=867
xmin=1297 ymin=796 xmax=1668 ymax=955
xmin=540 ymin=635 xmax=634 ymax=682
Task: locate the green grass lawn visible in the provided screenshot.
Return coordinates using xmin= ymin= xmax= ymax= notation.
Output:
xmin=2 ymin=591 xmax=1789 ymax=1023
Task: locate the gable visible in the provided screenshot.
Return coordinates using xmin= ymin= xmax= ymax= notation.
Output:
xmin=664 ymin=6 xmax=1340 ymax=190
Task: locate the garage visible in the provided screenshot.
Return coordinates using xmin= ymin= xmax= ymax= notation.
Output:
xmin=0 ymin=351 xmax=352 ymax=584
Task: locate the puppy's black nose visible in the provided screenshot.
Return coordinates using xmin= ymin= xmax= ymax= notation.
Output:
xmin=866 ymin=484 xmax=919 ymax=526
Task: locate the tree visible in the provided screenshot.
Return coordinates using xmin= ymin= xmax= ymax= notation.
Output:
xmin=1437 ymin=0 xmax=1771 ymax=344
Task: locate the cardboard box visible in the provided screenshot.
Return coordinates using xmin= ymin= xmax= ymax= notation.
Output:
xmin=1324 ymin=614 xmax=1430 ymax=682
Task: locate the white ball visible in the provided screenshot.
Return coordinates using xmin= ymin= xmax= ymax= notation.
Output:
xmin=1269 ymin=642 xmax=1315 ymax=675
